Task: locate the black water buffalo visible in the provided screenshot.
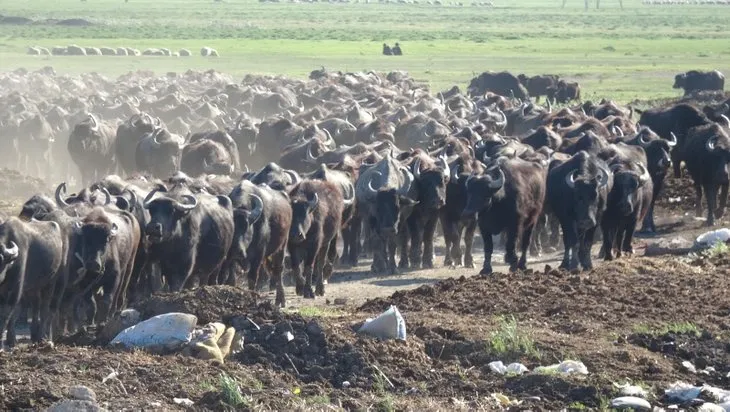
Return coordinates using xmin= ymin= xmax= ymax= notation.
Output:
xmin=441 ymin=154 xmax=484 ymax=268
xmin=547 ymin=80 xmax=581 ymax=104
xmin=673 ymin=70 xmax=725 ymax=96
xmin=547 ymin=151 xmax=611 ymax=270
xmin=116 ymin=113 xmax=160 ymax=175
xmin=0 ymin=217 xmax=64 ymax=348
xmin=462 ymin=157 xmax=547 ymax=274
xmin=467 ymin=71 xmax=529 ymax=100
xmin=143 ymin=187 xmax=234 ymax=291
xmin=288 ymin=179 xmax=347 ymax=298
xmin=355 ymin=153 xmax=417 ymax=274
xmin=181 ymin=136 xmax=236 ymax=177
xmin=135 ymin=128 xmax=183 ymax=179
xmin=400 ymin=152 xmax=450 ymax=269
xmin=67 ymin=114 xmax=117 ymax=185
xmin=518 ymin=74 xmax=559 ymax=102
xmin=247 ymin=162 xmax=301 ymax=190
xmin=70 ymin=207 xmax=140 ymax=324
xmin=620 ymin=127 xmax=676 ymax=233
xmin=637 ymin=103 xmax=715 ymax=178
xmin=601 ymin=159 xmax=653 ymax=260
xmin=227 ymin=180 xmax=292 ymax=306
xmin=683 ymin=123 xmax=730 ymax=226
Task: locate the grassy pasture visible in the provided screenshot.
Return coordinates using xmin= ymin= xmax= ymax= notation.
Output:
xmin=0 ymin=0 xmax=729 ymax=101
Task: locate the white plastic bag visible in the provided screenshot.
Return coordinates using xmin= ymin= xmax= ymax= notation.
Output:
xmin=694 ymin=228 xmax=730 ymax=249
xmin=357 ymin=305 xmax=406 ymax=340
xmin=613 ymin=382 xmax=648 ymax=398
xmin=111 ymin=312 xmax=197 ymax=353
xmin=535 ymin=360 xmax=588 ymax=375
xmin=664 ymin=381 xmax=701 ymax=402
xmin=611 ymin=396 xmax=651 ymax=410
xmin=488 ymin=361 xmax=529 ymax=375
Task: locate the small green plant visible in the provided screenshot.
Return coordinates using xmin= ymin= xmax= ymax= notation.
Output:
xmin=567 ymin=401 xmax=587 ymax=410
xmin=283 ymin=306 xmax=345 ymax=318
xmin=488 ymin=315 xmax=541 ymax=359
xmin=218 ymin=373 xmax=249 ymax=408
xmin=307 ymin=394 xmax=331 ymax=405
xmin=707 ymin=240 xmax=729 ymax=257
xmin=632 ymin=321 xmax=700 ymax=337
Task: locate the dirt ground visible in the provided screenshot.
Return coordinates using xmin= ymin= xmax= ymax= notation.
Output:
xmin=0 ymin=94 xmax=729 ymax=410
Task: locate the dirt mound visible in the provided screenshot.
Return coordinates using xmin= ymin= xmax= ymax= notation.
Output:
xmin=0 ymin=168 xmax=47 ymax=201
xmin=631 ymin=90 xmax=730 ymax=110
xmin=0 ymin=15 xmax=33 ymax=25
xmin=56 ymin=18 xmax=93 ymax=26
xmin=133 ymin=285 xmax=261 ymax=325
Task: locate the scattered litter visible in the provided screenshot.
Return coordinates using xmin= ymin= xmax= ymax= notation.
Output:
xmin=611 ymin=396 xmax=651 ymax=410
xmin=110 ymin=312 xmax=197 ymax=353
xmin=342 ymin=381 xmax=351 ymax=388
xmin=488 ymin=361 xmax=529 ymax=375
xmin=668 ymin=196 xmax=682 ymax=204
xmin=614 ymin=382 xmax=649 ymax=398
xmin=698 ymin=403 xmax=726 ymax=412
xmin=703 ymin=385 xmax=730 ymax=403
xmin=173 ymin=398 xmax=194 ymax=407
xmin=694 ymin=228 xmax=730 ymax=249
xmin=665 ymin=382 xmax=701 ymax=402
xmin=700 ymin=366 xmax=716 ymax=375
xmin=534 ymin=360 xmax=588 ymax=375
xmin=357 ymin=305 xmax=406 ymax=340
xmin=682 ymin=360 xmax=697 ymax=373
xmin=490 ymin=392 xmax=522 ymax=407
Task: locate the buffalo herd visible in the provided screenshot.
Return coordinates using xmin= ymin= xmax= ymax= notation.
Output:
xmin=0 ymin=66 xmax=729 ymax=349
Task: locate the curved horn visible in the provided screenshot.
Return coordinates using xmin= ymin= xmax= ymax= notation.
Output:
xmin=637 ymin=162 xmax=651 ymax=184
xmin=721 ymin=114 xmax=730 ymax=128
xmin=565 ymin=170 xmax=578 ymax=189
xmin=450 ymin=163 xmax=461 ymax=184
xmin=667 ymin=132 xmax=678 ymax=147
xmin=248 ymin=194 xmax=264 ymax=223
xmin=98 ymin=187 xmax=112 ymax=205
xmin=55 ymin=182 xmax=70 ymax=207
xmin=367 ymin=172 xmax=380 ymax=195
xmin=307 ymin=192 xmax=319 ymax=210
xmin=342 ymin=186 xmax=356 ymax=206
xmin=143 ymin=187 xmax=162 ymax=209
xmin=412 ymin=157 xmax=422 ymax=179
xmin=123 ymin=188 xmax=138 ymax=212
xmin=438 ymin=155 xmax=450 ymax=179
xmin=706 ymin=136 xmax=717 ymax=152
xmin=397 ymin=167 xmax=414 ymax=196
xmin=175 ymin=194 xmax=199 ymax=211
xmin=322 ymin=128 xmax=334 ymax=145
xmin=3 ymin=241 xmax=18 ymax=261
xmin=488 ymin=167 xmax=505 ymax=189
xmin=597 ymin=167 xmax=609 ymax=188
xmin=495 ymin=108 xmax=507 ymax=128
xmin=284 ymin=170 xmax=300 ymax=185
xmin=89 ymin=113 xmax=98 ymax=130
xmin=306 ymin=141 xmax=317 ymax=161
xmin=639 ymin=130 xmax=651 ymax=145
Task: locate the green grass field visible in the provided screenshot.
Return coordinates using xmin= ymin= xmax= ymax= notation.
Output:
xmin=1 ymin=0 xmax=729 ymax=102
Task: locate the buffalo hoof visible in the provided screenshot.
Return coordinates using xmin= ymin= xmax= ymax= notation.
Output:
xmin=302 ymin=287 xmax=315 ymax=299
xmin=706 ymin=219 xmax=716 ymax=227
xmin=479 ymin=264 xmax=493 ymax=275
xmin=464 ymin=256 xmax=474 ymax=268
xmin=398 ymin=259 xmax=409 ymax=269
xmin=517 ymin=258 xmax=527 ymax=271
xmin=443 ymin=257 xmax=453 ymax=267
xmin=315 ymin=284 xmax=325 ymax=297
xmin=422 ymin=260 xmax=434 ymax=269
xmin=715 ymin=208 xmax=725 ymax=219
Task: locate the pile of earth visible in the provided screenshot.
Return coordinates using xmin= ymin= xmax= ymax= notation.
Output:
xmin=630 ymin=90 xmax=730 ymax=110
xmin=5 ymin=253 xmax=730 ymax=410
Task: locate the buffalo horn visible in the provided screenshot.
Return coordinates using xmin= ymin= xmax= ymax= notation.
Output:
xmin=143 ymin=187 xmax=162 ymax=209
xmin=667 ymin=132 xmax=678 ymax=147
xmin=55 ymin=182 xmax=70 ymax=207
xmin=721 ymin=115 xmax=730 ymax=128
xmin=488 ymin=167 xmax=505 ymax=189
xmin=2 ymin=241 xmax=18 ymax=260
xmin=706 ymin=136 xmax=717 ymax=152
xmin=307 ymin=192 xmax=319 ymax=210
xmin=438 ymin=154 xmax=450 ymax=178
xmin=565 ymin=170 xmax=578 ymax=189
xmin=248 ymin=194 xmax=264 ymax=223
xmin=398 ymin=167 xmax=414 ymax=196
xmin=412 ymin=157 xmax=422 ymax=179
xmin=175 ymin=195 xmax=199 ymax=211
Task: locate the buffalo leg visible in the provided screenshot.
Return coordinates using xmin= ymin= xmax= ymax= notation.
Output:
xmin=386 ymin=233 xmax=398 ymax=274
xmin=694 ymin=182 xmax=704 ymax=218
xmin=270 ymin=249 xmax=287 ymax=307
xmin=621 ymin=217 xmax=638 ymax=256
xmin=247 ymin=253 xmax=265 ymax=292
xmin=601 ymin=223 xmax=615 ymax=261
xmin=301 ymin=240 xmax=319 ymax=299
xmin=397 ymin=222 xmax=410 ymax=269
xmin=290 ymin=246 xmax=305 ymax=297
xmin=440 ymin=215 xmax=458 ymax=268
xmin=407 ymin=215 xmax=424 ymax=269
xmin=322 ymin=236 xmax=338 ymax=286
xmin=715 ymin=183 xmax=729 ymax=219
xmin=705 ymin=184 xmax=718 ymax=226
xmin=478 ymin=218 xmax=494 ymax=275
xmin=504 ymin=225 xmax=519 ymax=272
xmin=517 ymin=224 xmax=534 ymax=270
xmin=314 ymin=245 xmax=330 ymax=297
xmin=578 ymin=227 xmax=597 ymax=270
xmin=640 ymin=203 xmax=656 ymax=233
xmin=421 ymin=217 xmax=438 ymax=269
xmin=463 ymin=219 xmax=477 ymax=269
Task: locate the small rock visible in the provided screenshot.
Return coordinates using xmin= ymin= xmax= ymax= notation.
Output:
xmin=68 ymin=386 xmax=96 ymax=402
xmin=611 ymin=396 xmax=651 ymax=410
xmin=46 ymin=399 xmax=104 ymax=412
xmin=681 ymin=360 xmax=697 ymax=373
xmin=333 ymin=297 xmax=348 ymax=305
xmin=173 ymin=398 xmax=194 ymax=407
xmin=342 ymin=381 xmax=351 ymax=388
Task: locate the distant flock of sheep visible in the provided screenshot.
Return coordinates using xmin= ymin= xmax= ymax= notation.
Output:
xmin=261 ymin=0 xmax=494 ymax=6
xmin=642 ymin=0 xmax=730 ymax=4
xmin=27 ymin=45 xmax=220 ymax=57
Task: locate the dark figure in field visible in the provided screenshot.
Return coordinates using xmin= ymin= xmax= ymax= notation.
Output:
xmin=392 ymin=43 xmax=403 ymax=56
xmin=382 ymin=44 xmax=392 ymax=56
